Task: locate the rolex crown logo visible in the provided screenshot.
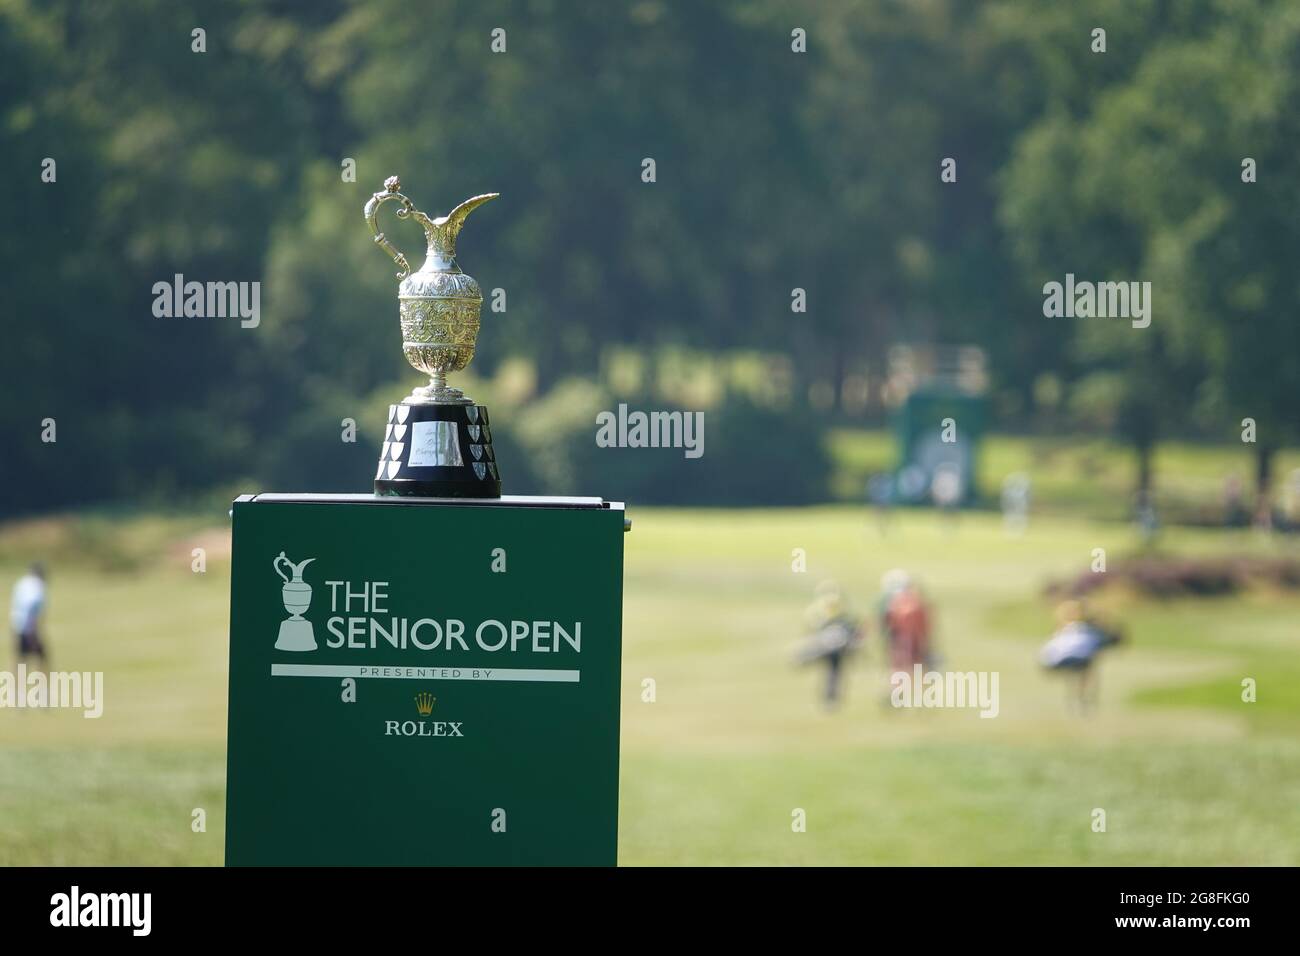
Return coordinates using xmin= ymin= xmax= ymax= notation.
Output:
xmin=414 ymin=692 xmax=437 ymax=716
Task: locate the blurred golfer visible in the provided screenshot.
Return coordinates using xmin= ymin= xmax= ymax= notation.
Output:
xmin=796 ymin=580 xmax=862 ymax=709
xmin=877 ymin=569 xmax=909 ymax=641
xmin=882 ymin=573 xmax=933 ymax=675
xmin=11 ymin=562 xmax=49 ymax=668
xmin=1039 ymin=600 xmax=1122 ymax=714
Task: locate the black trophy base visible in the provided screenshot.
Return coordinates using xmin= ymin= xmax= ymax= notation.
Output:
xmin=373 ymin=402 xmax=501 ymax=499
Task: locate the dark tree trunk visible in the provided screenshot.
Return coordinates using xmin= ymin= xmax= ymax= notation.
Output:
xmin=830 ymin=341 xmax=846 ymax=414
xmin=1136 ymin=440 xmax=1154 ymax=497
xmin=1254 ymin=443 xmax=1276 ymax=529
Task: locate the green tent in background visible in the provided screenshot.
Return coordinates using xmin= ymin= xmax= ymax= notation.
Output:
xmin=889 ymin=346 xmax=988 ymax=507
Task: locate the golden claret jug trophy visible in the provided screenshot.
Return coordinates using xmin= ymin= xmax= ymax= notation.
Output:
xmin=364 ymin=175 xmax=501 ymax=497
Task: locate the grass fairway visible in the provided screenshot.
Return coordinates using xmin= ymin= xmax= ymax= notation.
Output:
xmin=1 ymin=507 xmax=1298 ymax=865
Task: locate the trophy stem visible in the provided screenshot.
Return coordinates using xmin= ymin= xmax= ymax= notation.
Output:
xmin=405 ymin=370 xmax=471 ymax=405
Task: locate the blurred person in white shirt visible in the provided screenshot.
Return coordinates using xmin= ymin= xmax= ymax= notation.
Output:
xmin=10 ymin=562 xmax=49 ymax=668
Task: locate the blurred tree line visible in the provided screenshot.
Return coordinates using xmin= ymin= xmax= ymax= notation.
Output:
xmin=2 ymin=0 xmax=1298 ymax=513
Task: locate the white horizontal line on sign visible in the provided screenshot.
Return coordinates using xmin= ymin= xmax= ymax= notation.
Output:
xmin=270 ymin=663 xmax=580 ymax=683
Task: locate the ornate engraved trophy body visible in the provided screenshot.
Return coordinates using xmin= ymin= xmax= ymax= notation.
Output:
xmin=365 ymin=176 xmax=501 ymax=497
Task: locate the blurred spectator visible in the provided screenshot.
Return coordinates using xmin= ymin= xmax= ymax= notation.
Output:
xmin=10 ymin=562 xmax=49 ymax=669
xmin=1134 ymin=489 xmax=1159 ymax=545
xmin=1001 ymin=472 xmax=1031 ymax=536
xmin=897 ymin=465 xmax=929 ymax=503
xmin=931 ymin=463 xmax=963 ymax=532
xmin=867 ymin=472 xmax=894 ymax=534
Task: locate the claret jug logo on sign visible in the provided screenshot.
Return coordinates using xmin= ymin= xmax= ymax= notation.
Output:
xmin=273 ymin=552 xmax=317 ymax=652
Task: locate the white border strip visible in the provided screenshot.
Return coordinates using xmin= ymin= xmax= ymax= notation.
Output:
xmin=271 ymin=663 xmax=579 ymax=683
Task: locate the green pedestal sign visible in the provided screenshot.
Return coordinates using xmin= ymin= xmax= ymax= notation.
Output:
xmin=225 ymin=493 xmax=627 ymax=866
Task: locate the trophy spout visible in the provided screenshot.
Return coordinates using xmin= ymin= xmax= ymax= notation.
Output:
xmin=424 ymin=193 xmax=499 ymax=271
xmin=443 ymin=193 xmax=499 ymax=241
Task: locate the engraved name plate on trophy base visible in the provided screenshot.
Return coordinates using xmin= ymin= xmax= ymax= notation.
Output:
xmin=374 ymin=401 xmax=500 ymax=498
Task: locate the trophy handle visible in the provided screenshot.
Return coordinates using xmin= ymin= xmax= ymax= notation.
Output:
xmin=364 ymin=175 xmax=422 ymax=280
xmin=273 ymin=551 xmax=292 ymax=583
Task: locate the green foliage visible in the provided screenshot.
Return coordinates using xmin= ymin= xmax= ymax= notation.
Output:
xmin=3 ymin=0 xmax=1298 ymax=512
xmin=684 ymin=394 xmax=830 ymax=505
xmin=501 ymin=380 xmax=830 ymax=505
xmin=1000 ymin=0 xmax=1300 ymax=489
